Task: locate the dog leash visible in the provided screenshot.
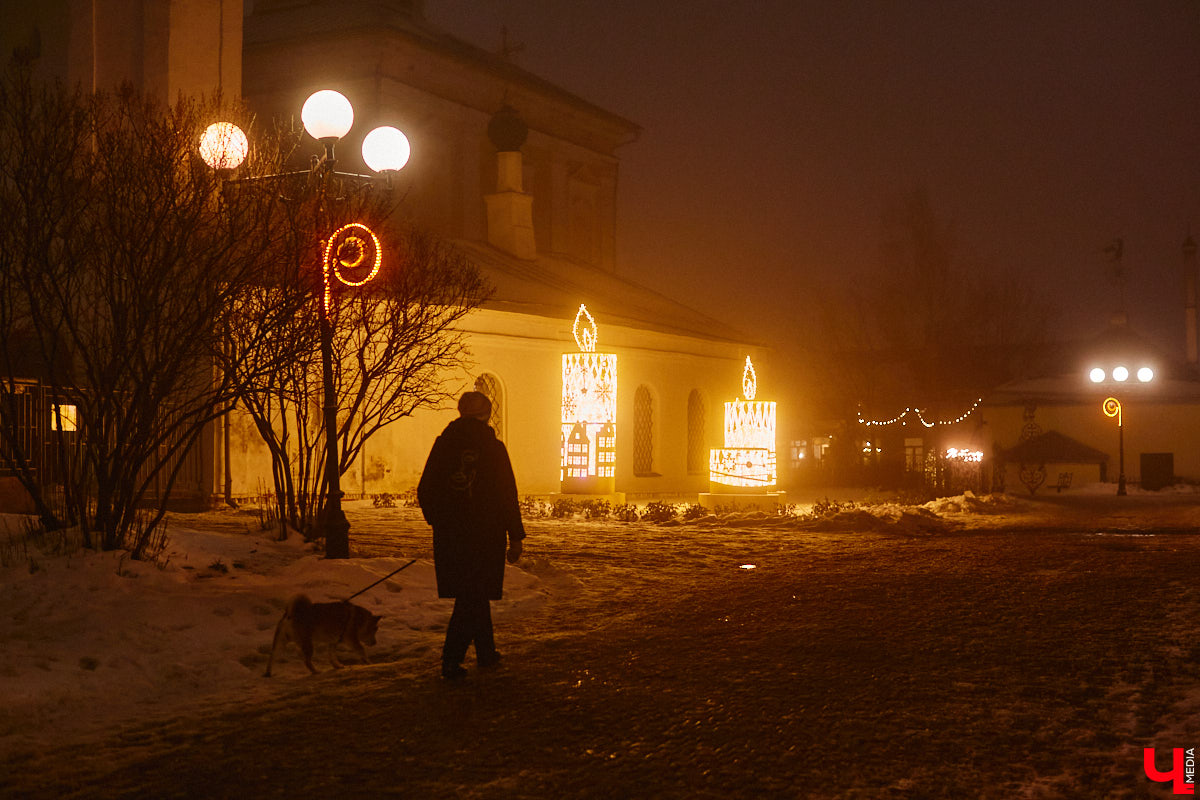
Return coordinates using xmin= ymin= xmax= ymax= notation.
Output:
xmin=344 ymin=558 xmax=418 ymax=602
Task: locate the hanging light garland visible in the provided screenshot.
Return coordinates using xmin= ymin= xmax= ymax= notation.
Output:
xmin=857 ymin=398 xmax=983 ymax=428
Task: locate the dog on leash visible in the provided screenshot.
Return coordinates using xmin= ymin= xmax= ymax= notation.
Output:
xmin=264 ymin=594 xmax=382 ymax=677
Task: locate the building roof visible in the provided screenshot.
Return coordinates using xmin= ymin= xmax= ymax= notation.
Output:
xmin=454 ymin=240 xmax=755 ymax=346
xmin=999 ymin=430 xmax=1110 ymax=464
xmin=988 ymin=320 xmax=1200 ymax=405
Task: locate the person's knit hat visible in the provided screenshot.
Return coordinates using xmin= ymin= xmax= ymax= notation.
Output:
xmin=458 ymin=391 xmax=492 ymax=420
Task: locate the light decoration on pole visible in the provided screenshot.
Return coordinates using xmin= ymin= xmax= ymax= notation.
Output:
xmin=1103 ymin=395 xmax=1127 ymax=496
xmin=561 ymin=304 xmax=617 ymax=493
xmin=321 ymin=222 xmax=383 ymax=315
xmin=710 ymin=356 xmax=777 ymax=489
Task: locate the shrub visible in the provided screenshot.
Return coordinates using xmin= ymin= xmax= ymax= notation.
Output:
xmin=612 ymin=504 xmax=640 ymax=523
xmin=581 ymin=499 xmax=612 ymax=519
xmin=519 ymin=496 xmax=551 ymax=518
xmin=551 ymin=498 xmax=578 ymax=518
xmin=641 ymin=501 xmax=678 ymax=523
xmin=681 ymin=503 xmax=707 ymax=521
xmin=372 ymin=493 xmax=397 ymax=508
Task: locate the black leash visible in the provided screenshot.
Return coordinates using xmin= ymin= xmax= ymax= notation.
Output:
xmin=344 ymin=558 xmax=418 ymax=602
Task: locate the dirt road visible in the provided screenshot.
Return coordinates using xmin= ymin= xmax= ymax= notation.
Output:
xmin=5 ymin=498 xmax=1200 ymax=798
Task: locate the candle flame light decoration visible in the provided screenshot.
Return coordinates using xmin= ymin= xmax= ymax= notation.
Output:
xmin=710 ymin=356 xmax=777 ymax=489
xmin=561 ymin=304 xmax=617 ymax=493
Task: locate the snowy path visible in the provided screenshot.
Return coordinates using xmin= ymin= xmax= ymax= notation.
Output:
xmin=3 ymin=494 xmax=1200 ymax=797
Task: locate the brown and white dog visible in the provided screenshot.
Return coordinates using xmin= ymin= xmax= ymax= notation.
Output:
xmin=264 ymin=594 xmax=382 ymax=677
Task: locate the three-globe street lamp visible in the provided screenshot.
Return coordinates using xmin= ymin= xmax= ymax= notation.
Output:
xmin=200 ymin=90 xmax=410 ymax=558
xmin=1088 ymin=363 xmax=1154 ymax=496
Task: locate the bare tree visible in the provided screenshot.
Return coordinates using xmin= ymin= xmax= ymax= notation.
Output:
xmin=803 ymin=188 xmax=1047 ymax=415
xmin=0 ymin=63 xmax=290 ymax=556
xmin=228 ymin=185 xmax=491 ymax=544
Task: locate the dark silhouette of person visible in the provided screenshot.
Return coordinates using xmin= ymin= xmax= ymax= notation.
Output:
xmin=417 ymin=391 xmax=525 ymax=679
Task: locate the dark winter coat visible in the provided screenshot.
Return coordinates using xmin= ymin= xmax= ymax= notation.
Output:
xmin=417 ymin=417 xmax=525 ymax=600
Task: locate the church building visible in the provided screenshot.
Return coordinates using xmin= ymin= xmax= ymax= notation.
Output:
xmin=4 ymin=0 xmax=768 ymax=503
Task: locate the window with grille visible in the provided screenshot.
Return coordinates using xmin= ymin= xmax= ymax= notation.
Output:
xmin=474 ymin=373 xmax=504 ymax=440
xmin=633 ymin=385 xmax=654 ymax=476
xmin=904 ymin=437 xmax=923 ymax=472
xmin=687 ymin=390 xmax=706 ymax=475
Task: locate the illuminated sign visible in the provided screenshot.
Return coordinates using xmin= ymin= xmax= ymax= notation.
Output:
xmin=710 ymin=357 xmax=777 ymax=489
xmin=561 ymin=304 xmax=617 ymax=493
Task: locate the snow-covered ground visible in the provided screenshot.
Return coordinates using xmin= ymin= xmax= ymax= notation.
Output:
xmin=1 ymin=486 xmax=1198 ymax=760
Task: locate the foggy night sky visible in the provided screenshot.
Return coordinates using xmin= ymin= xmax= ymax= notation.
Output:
xmin=426 ymin=1 xmax=1200 ymax=374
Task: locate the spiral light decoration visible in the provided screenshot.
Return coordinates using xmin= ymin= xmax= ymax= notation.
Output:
xmin=322 ymin=222 xmax=382 ymax=314
xmin=1102 ymin=396 xmax=1122 ymax=427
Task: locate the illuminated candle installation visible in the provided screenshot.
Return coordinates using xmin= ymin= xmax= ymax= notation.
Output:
xmin=710 ymin=356 xmax=777 ymax=489
xmin=561 ymin=304 xmax=617 ymax=493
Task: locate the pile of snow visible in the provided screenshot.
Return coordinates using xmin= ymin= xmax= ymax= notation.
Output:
xmin=0 ymin=510 xmax=543 ymax=748
xmin=922 ymin=490 xmax=1024 ymax=515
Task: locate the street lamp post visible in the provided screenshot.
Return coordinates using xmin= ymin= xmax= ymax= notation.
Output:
xmin=1088 ymin=364 xmax=1154 ymax=497
xmin=200 ymin=91 xmax=410 ymax=558
xmin=1102 ymin=397 xmax=1125 ymax=495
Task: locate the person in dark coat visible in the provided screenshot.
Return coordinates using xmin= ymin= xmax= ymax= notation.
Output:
xmin=417 ymin=391 xmax=525 ymax=680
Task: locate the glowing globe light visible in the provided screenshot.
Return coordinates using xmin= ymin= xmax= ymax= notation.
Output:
xmin=198 ymin=122 xmax=248 ymax=170
xmin=1137 ymin=366 xmax=1154 ymax=383
xmin=1112 ymin=366 xmax=1129 ymax=382
xmin=362 ymin=126 xmax=410 ymax=173
xmin=1089 ymin=367 xmax=1105 ymax=383
xmin=302 ymin=90 xmax=354 ymax=141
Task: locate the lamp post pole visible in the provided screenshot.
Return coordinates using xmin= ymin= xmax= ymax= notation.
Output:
xmin=1102 ymin=396 xmax=1126 ymax=496
xmin=319 ymin=304 xmax=351 ymax=557
xmin=1091 ymin=365 xmax=1154 ymax=496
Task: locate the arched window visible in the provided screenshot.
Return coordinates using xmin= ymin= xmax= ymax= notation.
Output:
xmin=687 ymin=389 xmax=706 ymax=475
xmin=634 ymin=385 xmax=654 ymax=476
xmin=474 ymin=373 xmax=504 ymax=440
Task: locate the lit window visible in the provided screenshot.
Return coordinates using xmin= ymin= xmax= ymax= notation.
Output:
xmin=51 ymin=404 xmax=77 ymax=432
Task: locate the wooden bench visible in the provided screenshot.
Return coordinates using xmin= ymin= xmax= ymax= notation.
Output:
xmin=1051 ymin=472 xmax=1072 ymax=493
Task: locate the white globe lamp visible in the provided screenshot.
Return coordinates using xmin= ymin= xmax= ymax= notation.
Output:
xmin=362 ymin=126 xmax=411 ymax=173
xmin=301 ymin=90 xmax=354 ymax=141
xmin=198 ymin=122 xmax=248 ymax=171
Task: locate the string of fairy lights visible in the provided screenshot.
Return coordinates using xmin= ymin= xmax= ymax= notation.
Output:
xmin=856 ymin=398 xmax=983 ymax=429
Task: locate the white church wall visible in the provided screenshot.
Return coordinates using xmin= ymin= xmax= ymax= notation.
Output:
xmin=221 ymin=307 xmax=760 ymax=502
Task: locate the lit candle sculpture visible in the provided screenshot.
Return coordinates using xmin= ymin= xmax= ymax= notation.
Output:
xmin=710 ymin=356 xmax=777 ymax=489
xmin=561 ymin=304 xmax=617 ymax=493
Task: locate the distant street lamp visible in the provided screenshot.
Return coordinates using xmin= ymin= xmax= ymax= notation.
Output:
xmin=1088 ymin=363 xmax=1154 ymax=496
xmin=200 ymin=90 xmax=410 ymax=558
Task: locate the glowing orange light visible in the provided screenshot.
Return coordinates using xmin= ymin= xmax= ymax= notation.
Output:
xmin=742 ymin=356 xmax=757 ymax=401
xmin=322 ymin=222 xmax=382 ymax=314
xmin=711 ymin=356 xmax=776 ymax=489
xmin=1103 ymin=396 xmax=1122 ymax=427
xmin=573 ymin=304 xmax=598 ymax=352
